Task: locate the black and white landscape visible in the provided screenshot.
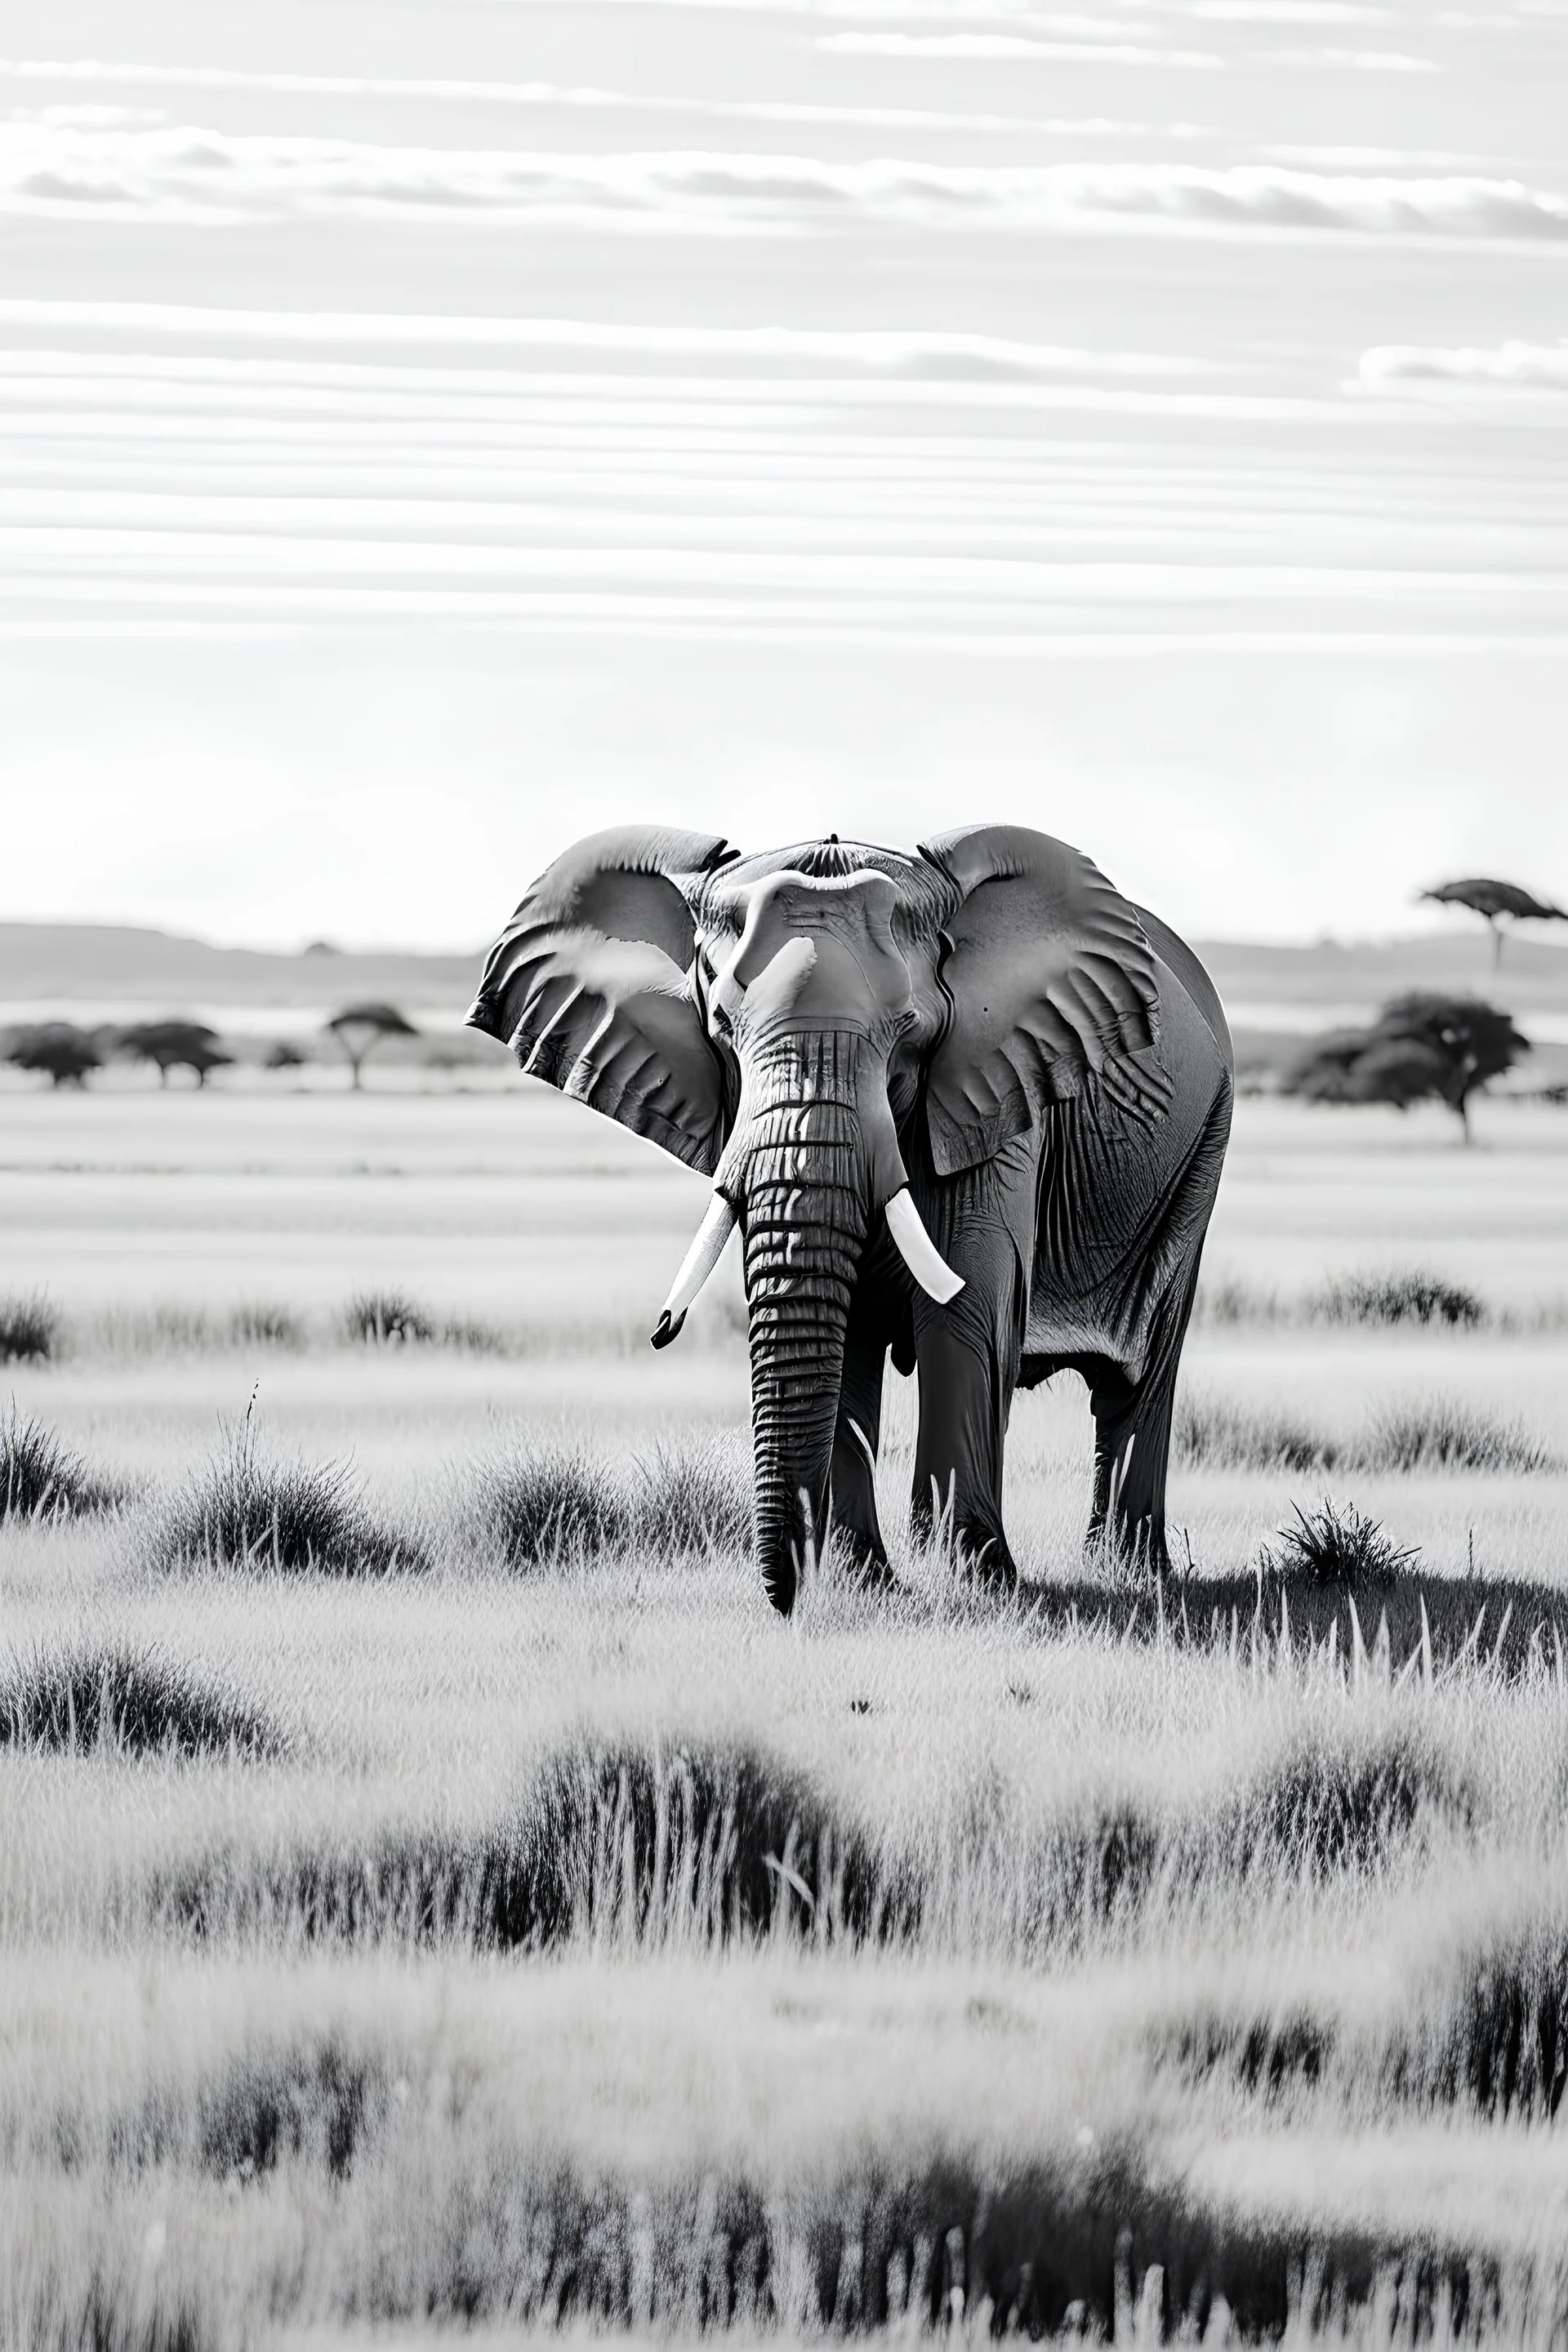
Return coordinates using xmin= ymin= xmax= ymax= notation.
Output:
xmin=2 ymin=0 xmax=1568 ymax=2340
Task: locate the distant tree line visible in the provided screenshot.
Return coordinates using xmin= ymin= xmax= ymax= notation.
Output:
xmin=3 ymin=1003 xmax=424 ymax=1090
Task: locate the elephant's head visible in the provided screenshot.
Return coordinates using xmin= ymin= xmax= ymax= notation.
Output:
xmin=468 ymin=823 xmax=1162 ymax=1611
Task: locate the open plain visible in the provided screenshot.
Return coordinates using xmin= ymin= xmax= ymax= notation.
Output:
xmin=3 ymin=1068 xmax=1568 ymax=2345
xmin=3 ymin=0 xmax=1566 ymax=2325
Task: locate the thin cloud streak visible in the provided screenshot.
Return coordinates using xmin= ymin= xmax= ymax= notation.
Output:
xmin=2 ymin=124 xmax=1562 ymax=240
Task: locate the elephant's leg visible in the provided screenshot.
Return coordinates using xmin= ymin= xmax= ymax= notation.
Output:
xmin=831 ymin=1303 xmax=891 ymax=1578
xmin=1088 ymin=1260 xmax=1202 ymax=1576
xmin=1088 ymin=1366 xmax=1177 ymax=1575
xmin=908 ymin=1205 xmax=1027 ymax=1587
xmin=1086 ymin=1076 xmax=1230 ymax=1575
xmin=910 ymin=1321 xmax=1017 ymax=1582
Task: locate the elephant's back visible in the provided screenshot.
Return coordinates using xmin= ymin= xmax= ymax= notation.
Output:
xmin=1133 ymin=906 xmax=1232 ymax=1072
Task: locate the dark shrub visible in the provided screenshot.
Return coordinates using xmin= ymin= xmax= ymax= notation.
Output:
xmin=341 ymin=1289 xmax=434 ymax=1348
xmin=0 ymin=1405 xmax=115 ymax=1521
xmin=1358 ymin=1401 xmax=1555 ymax=1476
xmin=1258 ymin=1500 xmax=1418 ymax=1585
xmin=1312 ymin=1270 xmax=1484 ymax=1330
xmin=156 ymin=1419 xmax=424 ymax=1575
xmin=0 ymin=1293 xmax=60 ymax=1364
xmin=0 ymin=1642 xmax=283 ymax=1758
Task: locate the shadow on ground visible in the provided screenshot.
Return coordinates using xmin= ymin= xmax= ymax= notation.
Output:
xmin=1026 ymin=1570 xmax=1568 ymax=1679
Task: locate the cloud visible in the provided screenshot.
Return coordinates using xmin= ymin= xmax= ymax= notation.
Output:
xmin=817 ymin=32 xmax=1224 ymax=64
xmin=0 ymin=297 xmax=1205 ymax=381
xmin=1265 ymin=46 xmax=1439 ymax=67
xmin=1361 ymin=340 xmax=1568 ymax=389
xmin=0 ymin=54 xmax=1115 ymax=138
xmin=1 ymin=124 xmax=1561 ymax=242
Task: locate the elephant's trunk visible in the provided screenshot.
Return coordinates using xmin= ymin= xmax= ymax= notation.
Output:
xmin=737 ymin=1032 xmax=868 ymax=1615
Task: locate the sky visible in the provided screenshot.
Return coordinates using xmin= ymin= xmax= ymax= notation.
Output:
xmin=0 ymin=0 xmax=1565 ymax=951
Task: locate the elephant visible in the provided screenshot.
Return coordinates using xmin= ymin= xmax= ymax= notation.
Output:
xmin=468 ymin=823 xmax=1232 ymax=1614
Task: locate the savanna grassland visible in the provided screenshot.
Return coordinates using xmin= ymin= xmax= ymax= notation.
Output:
xmin=3 ymin=1075 xmax=1568 ymax=2349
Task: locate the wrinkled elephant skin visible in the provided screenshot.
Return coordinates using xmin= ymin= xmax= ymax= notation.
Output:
xmin=469 ymin=826 xmax=1233 ymax=1614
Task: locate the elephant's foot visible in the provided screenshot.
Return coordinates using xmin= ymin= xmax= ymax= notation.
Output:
xmin=832 ymin=1521 xmax=902 ymax=1597
xmin=959 ymin=1525 xmax=1020 ymax=1595
xmin=1087 ymin=1510 xmax=1170 ymax=1584
xmin=911 ymin=1491 xmax=1019 ymax=1594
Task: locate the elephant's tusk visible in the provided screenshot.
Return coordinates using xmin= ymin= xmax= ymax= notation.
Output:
xmin=884 ymin=1189 xmax=964 ymax=1306
xmin=651 ymin=1192 xmax=738 ymax=1348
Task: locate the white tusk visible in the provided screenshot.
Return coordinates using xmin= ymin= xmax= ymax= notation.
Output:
xmin=884 ymin=1189 xmax=964 ymax=1306
xmin=651 ymin=1192 xmax=738 ymax=1348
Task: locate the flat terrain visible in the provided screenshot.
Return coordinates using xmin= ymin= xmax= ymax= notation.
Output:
xmin=3 ymin=1073 xmax=1568 ymax=2343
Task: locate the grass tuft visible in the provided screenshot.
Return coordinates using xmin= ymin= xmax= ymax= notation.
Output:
xmin=1009 ymin=1724 xmax=1462 ymax=1959
xmin=1168 ymin=2007 xmax=1334 ymax=2106
xmin=1259 ymin=1500 xmax=1419 ymax=1585
xmin=1385 ymin=1926 xmax=1568 ymax=2123
xmin=0 ymin=1405 xmax=116 ymax=1521
xmin=154 ymin=1414 xmax=425 ymax=1576
xmin=434 ymin=1312 xmax=510 ymax=1355
xmin=161 ymin=1717 xmax=1451 ymax=1966
xmin=1357 ymin=1400 xmax=1556 ymax=1476
xmin=0 ymin=1290 xmax=60 ymax=1363
xmin=227 ymin=1300 xmax=306 ymax=1351
xmin=1174 ymin=1394 xmax=1338 ymax=1474
xmin=633 ymin=1441 xmax=752 ymax=1557
xmin=0 ymin=1642 xmax=283 ymax=1759
xmin=524 ymin=1736 xmax=903 ymax=1947
xmin=194 ymin=2038 xmax=384 ymax=2179
xmin=1192 ymin=1273 xmax=1281 ymax=1328
xmin=163 ymin=1734 xmax=912 ymax=1952
xmin=341 ymin=1288 xmax=434 ymax=1347
xmin=464 ymin=1438 xmax=752 ymax=1569
xmin=1176 ymin=1394 xmax=1557 ymax=1480
xmin=467 ymin=1441 xmax=631 ymax=1568
xmin=89 ymin=1303 xmax=219 ymax=1357
xmin=1229 ymin=1723 xmax=1468 ymax=1878
xmin=1312 ymin=1268 xmax=1486 ymax=1330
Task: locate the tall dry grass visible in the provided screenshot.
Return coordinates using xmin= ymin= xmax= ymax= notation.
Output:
xmin=2 ymin=1307 xmax=1568 ymax=2342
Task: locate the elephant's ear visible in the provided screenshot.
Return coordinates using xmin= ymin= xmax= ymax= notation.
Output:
xmin=466 ymin=826 xmax=737 ymax=1173
xmin=918 ymin=822 xmax=1166 ymax=1177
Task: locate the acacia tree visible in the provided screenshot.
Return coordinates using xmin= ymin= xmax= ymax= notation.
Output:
xmin=5 ymin=1024 xmax=102 ymax=1088
xmin=1288 ymin=992 xmax=1530 ymax=1143
xmin=117 ymin=1020 xmax=233 ymax=1089
xmin=1420 ymin=877 xmax=1567 ymax=969
xmin=325 ymin=1002 xmax=418 ymax=1089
